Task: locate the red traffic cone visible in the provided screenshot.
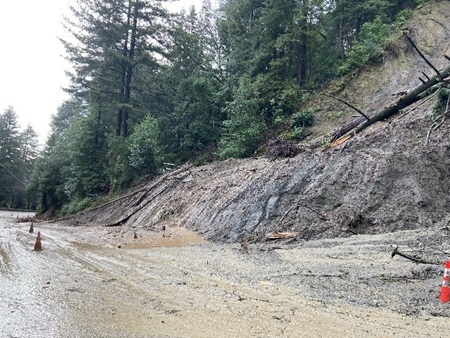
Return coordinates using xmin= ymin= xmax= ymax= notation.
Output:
xmin=440 ymin=260 xmax=450 ymax=303
xmin=34 ymin=232 xmax=42 ymax=251
xmin=29 ymin=222 xmax=34 ymax=233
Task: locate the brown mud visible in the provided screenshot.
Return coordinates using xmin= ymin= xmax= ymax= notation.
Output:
xmin=1 ymin=212 xmax=449 ymax=337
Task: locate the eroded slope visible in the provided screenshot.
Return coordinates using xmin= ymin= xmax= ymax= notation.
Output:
xmin=69 ymin=1 xmax=450 ymax=243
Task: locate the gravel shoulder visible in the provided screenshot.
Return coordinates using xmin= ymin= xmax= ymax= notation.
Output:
xmin=1 ymin=212 xmax=449 ymax=337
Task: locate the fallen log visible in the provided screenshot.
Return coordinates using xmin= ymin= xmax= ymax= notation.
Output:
xmin=353 ymin=66 xmax=450 ymax=133
xmin=331 ymin=117 xmax=365 ymax=143
xmin=330 ymin=62 xmax=450 ymax=144
xmin=266 ymin=231 xmax=298 ymax=240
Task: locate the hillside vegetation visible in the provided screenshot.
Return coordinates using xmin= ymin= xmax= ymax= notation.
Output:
xmin=65 ymin=0 xmax=450 ymax=242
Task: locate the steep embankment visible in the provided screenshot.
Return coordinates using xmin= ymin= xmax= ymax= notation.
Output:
xmin=70 ymin=1 xmax=450 ymax=243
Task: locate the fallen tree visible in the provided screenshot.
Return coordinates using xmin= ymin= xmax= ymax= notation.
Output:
xmin=330 ymin=34 xmax=450 ymax=144
xmin=331 ymin=62 xmax=450 ymax=144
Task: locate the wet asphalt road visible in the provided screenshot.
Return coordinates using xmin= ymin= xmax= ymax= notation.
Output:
xmin=1 ymin=211 xmax=449 ymax=338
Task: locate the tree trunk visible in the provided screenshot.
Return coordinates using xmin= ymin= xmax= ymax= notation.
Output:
xmin=297 ymin=0 xmax=309 ymax=86
xmin=354 ymin=64 xmax=450 ymax=134
xmin=120 ymin=2 xmax=139 ymax=138
xmin=117 ymin=0 xmax=133 ymax=137
xmin=117 ymin=1 xmax=139 ymax=137
xmin=331 ymin=62 xmax=450 ymax=143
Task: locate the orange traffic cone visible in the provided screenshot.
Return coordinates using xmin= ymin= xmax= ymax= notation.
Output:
xmin=440 ymin=260 xmax=450 ymax=303
xmin=34 ymin=231 xmax=42 ymax=251
xmin=29 ymin=222 xmax=34 ymax=233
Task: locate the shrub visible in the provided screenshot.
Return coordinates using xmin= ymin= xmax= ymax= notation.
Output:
xmin=338 ymin=16 xmax=392 ymax=74
xmin=291 ymin=108 xmax=314 ymax=128
xmin=433 ymin=87 xmax=450 ymax=116
xmin=289 ymin=126 xmax=305 ymax=140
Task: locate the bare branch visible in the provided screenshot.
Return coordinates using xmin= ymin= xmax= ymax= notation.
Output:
xmin=421 ymin=71 xmax=430 ymax=80
xmin=405 ymin=34 xmax=441 ymax=78
xmin=321 ymin=93 xmax=370 ymax=121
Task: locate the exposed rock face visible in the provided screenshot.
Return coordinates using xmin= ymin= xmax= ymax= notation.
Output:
xmin=70 ymin=1 xmax=450 ymax=242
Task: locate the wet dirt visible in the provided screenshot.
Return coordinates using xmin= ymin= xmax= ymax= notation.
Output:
xmin=1 ymin=211 xmax=449 ymax=337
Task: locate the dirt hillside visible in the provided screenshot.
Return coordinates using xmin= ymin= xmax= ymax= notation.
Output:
xmin=68 ymin=0 xmax=450 ymax=244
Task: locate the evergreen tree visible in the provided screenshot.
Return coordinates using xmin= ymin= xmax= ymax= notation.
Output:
xmin=0 ymin=107 xmax=22 ymax=207
xmin=0 ymin=107 xmax=39 ymax=208
xmin=153 ymin=3 xmax=224 ymax=163
xmin=62 ymin=0 xmax=170 ymax=137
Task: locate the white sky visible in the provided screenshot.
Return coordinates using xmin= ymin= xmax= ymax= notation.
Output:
xmin=0 ymin=0 xmax=203 ymax=145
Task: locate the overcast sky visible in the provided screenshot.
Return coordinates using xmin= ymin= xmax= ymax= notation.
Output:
xmin=0 ymin=0 xmax=203 ymax=145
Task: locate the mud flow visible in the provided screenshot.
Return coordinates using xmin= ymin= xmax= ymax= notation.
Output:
xmin=1 ymin=211 xmax=449 ymax=337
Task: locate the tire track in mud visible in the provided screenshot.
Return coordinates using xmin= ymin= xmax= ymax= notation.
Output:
xmin=2 ymin=214 xmax=450 ymax=337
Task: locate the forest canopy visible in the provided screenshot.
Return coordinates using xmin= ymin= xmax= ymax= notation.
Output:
xmin=11 ymin=0 xmax=428 ymax=215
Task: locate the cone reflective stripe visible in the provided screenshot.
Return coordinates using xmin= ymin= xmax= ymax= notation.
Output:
xmin=34 ymin=232 xmax=42 ymax=251
xmin=440 ymin=260 xmax=450 ymax=303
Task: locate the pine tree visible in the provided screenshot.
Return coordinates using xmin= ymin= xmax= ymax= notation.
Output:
xmin=0 ymin=107 xmax=33 ymax=208
xmin=62 ymin=0 xmax=170 ymax=137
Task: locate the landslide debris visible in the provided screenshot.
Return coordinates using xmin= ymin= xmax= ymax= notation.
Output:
xmin=67 ymin=1 xmax=450 ymax=243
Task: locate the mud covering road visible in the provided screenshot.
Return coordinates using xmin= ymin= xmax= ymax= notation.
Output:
xmin=1 ymin=211 xmax=449 ymax=338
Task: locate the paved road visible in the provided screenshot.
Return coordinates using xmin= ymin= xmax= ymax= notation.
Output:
xmin=0 ymin=212 xmax=448 ymax=337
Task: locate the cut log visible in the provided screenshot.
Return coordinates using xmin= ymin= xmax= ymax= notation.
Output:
xmin=266 ymin=231 xmax=298 ymax=240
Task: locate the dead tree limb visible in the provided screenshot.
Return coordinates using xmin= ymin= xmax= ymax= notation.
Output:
xmin=321 ymin=93 xmax=370 ymax=121
xmin=421 ymin=71 xmax=430 ymax=81
xmin=299 ymin=204 xmax=328 ymax=221
xmin=331 ymin=117 xmax=366 ymax=142
xmin=279 ymin=201 xmax=327 ymax=224
xmin=405 ymin=34 xmax=441 ymax=77
xmin=391 ymin=246 xmax=437 ymax=265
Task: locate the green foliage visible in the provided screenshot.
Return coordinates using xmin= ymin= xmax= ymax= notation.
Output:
xmin=289 ymin=126 xmax=305 ymax=140
xmin=128 ymin=114 xmax=159 ymax=175
xmin=291 ymin=108 xmax=314 ymax=128
xmin=432 ymin=87 xmax=450 ymax=116
xmin=289 ymin=108 xmax=314 ymax=140
xmin=0 ymin=107 xmax=39 ymax=209
xmin=218 ymin=77 xmax=266 ymax=159
xmin=338 ymin=16 xmax=392 ymax=74
xmin=394 ymin=9 xmax=414 ymax=29
xmin=107 ymin=136 xmax=133 ymax=190
xmin=28 ymin=101 xmax=109 ymax=213
xmin=60 ymin=197 xmax=91 ymax=216
xmin=28 ymin=134 xmax=70 ymax=213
